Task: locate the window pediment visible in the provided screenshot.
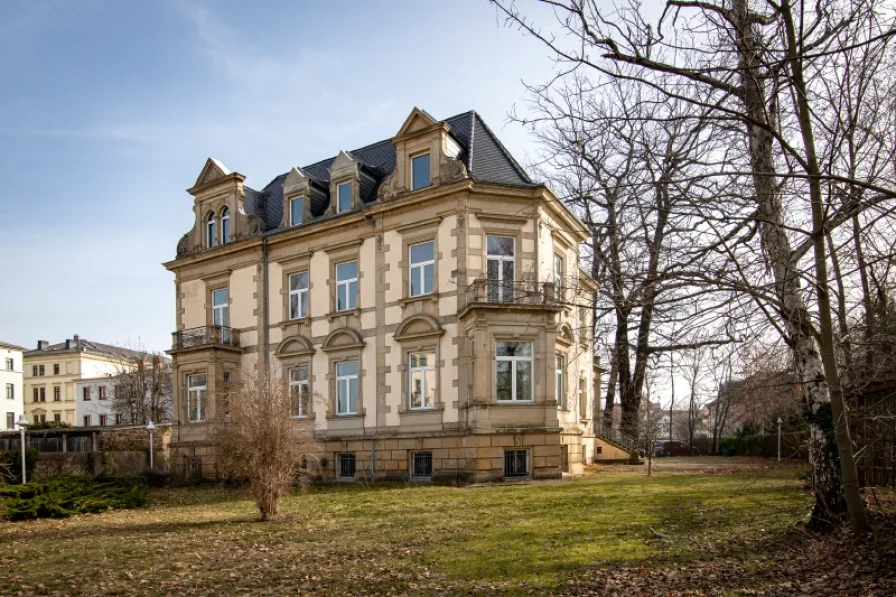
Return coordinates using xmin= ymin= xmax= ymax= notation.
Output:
xmin=557 ymin=324 xmax=575 ymax=347
xmin=321 ymin=327 xmax=365 ymax=353
xmin=394 ymin=314 xmax=444 ymax=342
xmin=276 ymin=335 xmax=315 ymax=358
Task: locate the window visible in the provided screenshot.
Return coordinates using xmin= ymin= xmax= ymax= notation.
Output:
xmin=289 ymin=272 xmax=309 ymax=319
xmin=83 ymin=415 xmax=92 ymax=427
xmin=335 ymin=261 xmax=358 ymax=311
xmin=337 ymin=182 xmax=352 ymax=213
xmin=486 ymin=236 xmax=515 ymax=302
xmin=409 ymin=241 xmax=435 ymax=297
xmin=579 ymin=378 xmax=588 ymax=419
xmin=496 ymin=342 xmax=533 ymax=402
xmin=212 ymin=288 xmax=229 ymax=330
xmin=40 ymin=387 xmax=46 ymax=402
xmin=32 ymin=365 xmax=37 ymax=376
xmin=98 ymin=386 xmax=107 ymax=400
xmin=336 ymin=361 xmax=359 ymax=415
xmin=32 ymin=388 xmax=38 ymax=402
xmin=290 ymin=196 xmax=304 ymax=226
xmin=54 ymin=364 xmax=60 ymax=375
xmin=207 ymin=212 xmax=216 ymax=248
xmin=504 ymin=449 xmax=529 ymax=478
xmin=579 ymin=306 xmax=590 ymax=343
xmin=290 ymin=366 xmax=310 ymax=418
xmin=99 ymin=415 xmax=108 ymax=426
xmin=411 ymin=153 xmax=430 ymax=190
xmin=5 ymin=413 xmax=13 ymax=430
xmin=39 ymin=365 xmax=45 ymax=376
xmin=412 ymin=452 xmax=433 ymax=479
xmin=409 ymin=352 xmax=436 ymax=410
xmin=5 ymin=384 xmax=13 ymax=400
xmin=337 ymin=453 xmax=356 ymax=480
xmin=82 ymin=387 xmax=91 ymax=401
xmin=5 ymin=358 xmax=12 ymax=370
xmin=35 ymin=414 xmax=45 ymax=424
xmin=223 ymin=372 xmax=232 ymax=384
xmin=221 ymin=208 xmax=230 ymax=244
xmin=53 ymin=414 xmax=61 ymax=423
xmin=187 ymin=374 xmax=207 ymax=422
xmin=115 ymin=414 xmax=123 ymax=425
xmin=53 ymin=386 xmax=61 ymax=401
xmin=556 ymin=355 xmax=565 ymax=409
xmin=554 ymin=254 xmax=564 ymax=300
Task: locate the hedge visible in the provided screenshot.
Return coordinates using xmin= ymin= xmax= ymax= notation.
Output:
xmin=0 ymin=475 xmax=148 ymax=521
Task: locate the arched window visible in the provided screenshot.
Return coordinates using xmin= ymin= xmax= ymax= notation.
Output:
xmin=207 ymin=212 xmax=216 ymax=248
xmin=221 ymin=208 xmax=230 ymax=244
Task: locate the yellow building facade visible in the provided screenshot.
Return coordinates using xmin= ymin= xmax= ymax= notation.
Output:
xmin=165 ymin=108 xmax=599 ymax=482
xmin=23 ymin=336 xmax=143 ymax=426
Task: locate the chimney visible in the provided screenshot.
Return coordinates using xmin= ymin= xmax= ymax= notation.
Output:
xmin=37 ymin=340 xmax=49 ymax=350
xmin=73 ymin=334 xmax=80 ymax=344
xmin=65 ymin=339 xmax=71 ymax=349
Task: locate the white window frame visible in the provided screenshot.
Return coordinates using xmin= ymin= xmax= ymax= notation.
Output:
xmin=6 ymin=413 xmax=13 ymax=430
xmin=554 ymin=254 xmax=564 ymax=300
xmin=206 ymin=212 xmax=216 ymax=248
xmin=221 ymin=208 xmax=230 ymax=244
xmin=5 ymin=358 xmax=12 ymax=371
xmin=337 ymin=182 xmax=352 ymax=213
xmin=289 ymin=365 xmax=311 ymax=418
xmin=486 ymin=236 xmax=515 ymax=302
xmin=556 ymin=355 xmax=565 ymax=409
xmin=408 ymin=352 xmax=436 ymax=410
xmin=5 ymin=384 xmax=13 ymax=400
xmin=336 ymin=361 xmax=359 ymax=416
xmin=495 ymin=341 xmax=533 ymax=403
xmin=288 ymin=272 xmax=309 ymax=319
xmin=290 ymin=196 xmax=304 ymax=226
xmin=411 ymin=153 xmax=431 ymax=190
xmin=335 ymin=261 xmax=358 ymax=312
xmin=212 ymin=288 xmax=229 ymax=327
xmin=187 ymin=373 xmax=207 ymax=423
xmin=408 ymin=241 xmax=435 ymax=297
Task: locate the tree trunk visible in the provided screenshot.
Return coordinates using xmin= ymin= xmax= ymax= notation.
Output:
xmin=731 ymin=0 xmax=850 ymax=530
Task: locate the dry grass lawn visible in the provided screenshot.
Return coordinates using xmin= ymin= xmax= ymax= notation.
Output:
xmin=0 ymin=459 xmax=819 ymax=595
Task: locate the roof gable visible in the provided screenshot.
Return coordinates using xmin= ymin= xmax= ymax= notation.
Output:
xmin=396 ymin=107 xmax=438 ymax=137
xmin=194 ymin=158 xmax=231 ymax=188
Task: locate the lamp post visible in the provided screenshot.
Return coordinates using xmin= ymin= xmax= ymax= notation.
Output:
xmin=146 ymin=421 xmax=156 ymax=470
xmin=777 ymin=417 xmax=783 ymax=463
xmin=16 ymin=414 xmax=30 ymax=484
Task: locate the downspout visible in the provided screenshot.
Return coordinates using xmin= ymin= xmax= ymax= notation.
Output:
xmin=262 ymin=235 xmax=270 ymax=363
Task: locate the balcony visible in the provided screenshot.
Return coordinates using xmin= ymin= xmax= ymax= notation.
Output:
xmin=171 ymin=325 xmax=240 ymax=351
xmin=464 ymin=278 xmax=561 ymax=307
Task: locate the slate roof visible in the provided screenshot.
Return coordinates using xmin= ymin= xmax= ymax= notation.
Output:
xmin=23 ymin=338 xmax=150 ymax=362
xmin=243 ymin=111 xmax=537 ymax=232
xmin=0 ymin=341 xmax=27 ymax=352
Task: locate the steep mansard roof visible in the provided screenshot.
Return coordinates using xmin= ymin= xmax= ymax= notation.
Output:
xmin=242 ymin=111 xmax=537 ymax=231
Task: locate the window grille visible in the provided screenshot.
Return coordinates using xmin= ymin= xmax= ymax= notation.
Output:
xmin=338 ymin=454 xmax=356 ymax=480
xmin=504 ymin=449 xmax=529 ymax=478
xmin=412 ymin=452 xmax=433 ymax=479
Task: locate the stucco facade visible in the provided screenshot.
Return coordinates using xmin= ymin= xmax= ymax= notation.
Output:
xmin=164 ymin=108 xmax=599 ymax=482
xmin=23 ymin=337 xmax=143 ymax=426
xmin=1 ymin=342 xmax=26 ymax=430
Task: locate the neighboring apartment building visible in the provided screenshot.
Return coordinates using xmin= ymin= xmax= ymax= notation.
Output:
xmin=165 ymin=108 xmax=598 ymax=482
xmin=75 ymin=371 xmax=173 ymax=428
xmin=23 ymin=336 xmax=145 ymax=425
xmin=1 ymin=342 xmax=26 ymax=430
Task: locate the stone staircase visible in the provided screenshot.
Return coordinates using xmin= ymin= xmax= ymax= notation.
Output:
xmin=594 ymin=423 xmax=645 ymax=462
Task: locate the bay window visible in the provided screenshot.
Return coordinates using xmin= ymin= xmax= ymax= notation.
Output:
xmin=187 ymin=374 xmax=207 ymax=422
xmin=496 ymin=341 xmax=533 ymax=402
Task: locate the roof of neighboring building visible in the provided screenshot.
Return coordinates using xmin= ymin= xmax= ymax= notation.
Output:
xmin=0 ymin=341 xmax=27 ymax=352
xmin=23 ymin=338 xmax=148 ymax=362
xmin=243 ymin=110 xmax=538 ymax=231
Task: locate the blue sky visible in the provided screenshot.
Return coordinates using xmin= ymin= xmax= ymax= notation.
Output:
xmin=0 ymin=0 xmax=560 ymax=352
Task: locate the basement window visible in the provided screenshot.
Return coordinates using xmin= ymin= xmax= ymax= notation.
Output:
xmin=338 ymin=453 xmax=356 ymax=480
xmin=504 ymin=449 xmax=529 ymax=478
xmin=412 ymin=452 xmax=433 ymax=480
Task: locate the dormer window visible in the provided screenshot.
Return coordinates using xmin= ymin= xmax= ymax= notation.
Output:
xmin=206 ymin=212 xmax=216 ymax=248
xmin=411 ymin=153 xmax=430 ymax=190
xmin=290 ymin=196 xmax=305 ymax=226
xmin=337 ymin=182 xmax=352 ymax=214
xmin=221 ymin=208 xmax=230 ymax=244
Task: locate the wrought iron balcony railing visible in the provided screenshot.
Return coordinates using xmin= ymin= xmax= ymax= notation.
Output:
xmin=172 ymin=325 xmax=240 ymax=350
xmin=465 ymin=278 xmax=559 ymax=306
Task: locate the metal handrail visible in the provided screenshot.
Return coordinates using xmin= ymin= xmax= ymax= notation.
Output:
xmin=172 ymin=325 xmax=240 ymax=349
xmin=466 ymin=278 xmax=559 ymax=305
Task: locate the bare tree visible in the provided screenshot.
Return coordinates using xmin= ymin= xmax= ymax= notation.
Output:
xmin=111 ymin=353 xmax=172 ymax=425
xmin=492 ymin=0 xmax=896 ymax=532
xmin=213 ymin=366 xmax=321 ymax=522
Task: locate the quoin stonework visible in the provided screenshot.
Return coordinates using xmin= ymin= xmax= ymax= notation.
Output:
xmin=164 ymin=108 xmax=600 ymax=483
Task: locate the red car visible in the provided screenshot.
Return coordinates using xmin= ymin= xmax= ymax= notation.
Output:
xmin=658 ymin=441 xmax=694 ymax=456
